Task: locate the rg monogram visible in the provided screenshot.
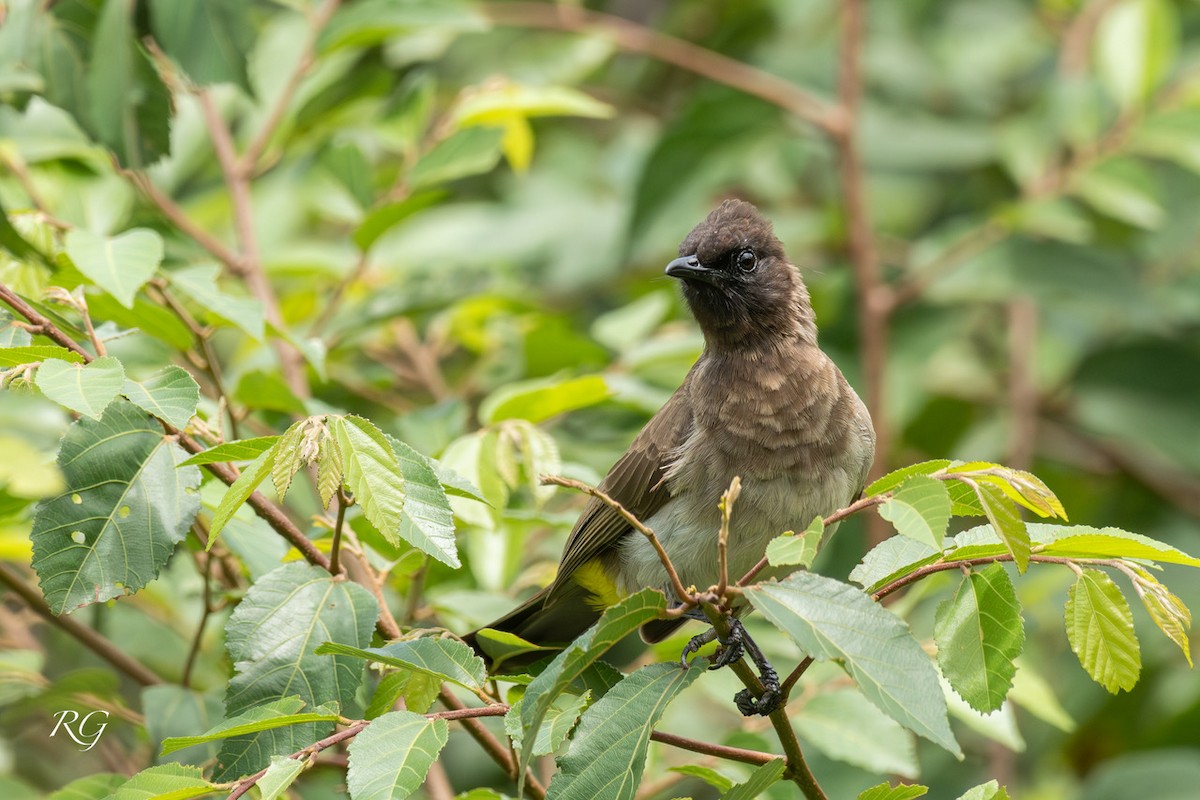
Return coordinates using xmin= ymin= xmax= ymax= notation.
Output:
xmin=49 ymin=709 xmax=110 ymax=751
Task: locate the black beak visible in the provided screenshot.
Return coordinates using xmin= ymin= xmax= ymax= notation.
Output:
xmin=665 ymin=255 xmax=722 ymax=286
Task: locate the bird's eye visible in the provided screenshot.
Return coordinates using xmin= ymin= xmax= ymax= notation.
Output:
xmin=735 ymin=248 xmax=757 ymax=273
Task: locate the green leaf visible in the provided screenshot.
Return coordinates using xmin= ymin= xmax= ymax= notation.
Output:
xmin=1008 ymin=659 xmax=1075 ymax=732
xmin=866 ymin=460 xmax=951 ymax=497
xmin=0 ymin=345 xmax=85 ymax=367
xmin=745 ymin=573 xmax=960 ymax=755
xmin=0 ymin=199 xmax=54 ymax=268
xmin=519 ymin=590 xmax=667 ymax=788
xmin=169 ymin=264 xmax=264 ymax=341
xmin=858 ymin=784 xmax=929 ymax=800
xmin=64 ymin=228 xmax=162 ymax=309
xmin=318 ymin=0 xmax=487 ymax=52
xmin=215 ymin=563 xmax=377 ymax=782
xmin=30 ymin=399 xmax=201 ymax=614
xmin=257 ymin=756 xmax=306 ymax=800
xmin=472 ymin=629 xmax=555 ymax=674
xmin=408 ymin=127 xmax=504 ymax=190
xmin=105 ymin=764 xmax=212 ymax=800
xmin=1095 ymin=0 xmax=1178 ymax=109
xmin=179 ymin=437 xmax=279 ymax=466
xmin=317 ymin=426 xmax=344 ymax=509
xmin=148 ymin=0 xmax=252 ymax=91
xmin=719 ymin=759 xmax=786 ymax=800
xmin=122 ymin=366 xmax=199 ymax=429
xmin=84 ymin=0 xmax=172 ymax=167
xmin=668 ymin=765 xmax=733 ymax=792
xmin=142 ymin=685 xmax=224 ymax=768
xmin=1040 ymin=531 xmax=1200 ymax=567
xmin=35 ymin=356 xmax=125 ymax=419
xmin=546 ymin=662 xmax=704 ymax=800
xmin=505 ymin=691 xmax=589 ymax=756
xmin=794 ymin=688 xmax=918 ymax=778
xmin=479 ymin=375 xmax=610 ymax=425
xmin=766 ymin=516 xmax=823 ymax=569
xmin=386 ymin=435 xmax=459 ymax=567
xmin=955 ymin=780 xmax=1012 ymax=800
xmin=46 ymin=774 xmax=126 ymax=800
xmin=271 ymin=421 xmax=307 ymax=503
xmin=1133 ymin=569 xmax=1192 ymax=667
xmin=346 ymin=711 xmax=449 ymax=800
xmin=1065 ymin=569 xmax=1141 ymax=694
xmin=1071 ymin=159 xmax=1164 ymax=229
xmin=161 ymin=697 xmax=340 ymax=755
xmin=974 ymin=481 xmax=1029 ymax=572
xmin=453 ymin=83 xmax=614 ymax=126
xmin=944 ymin=462 xmax=1066 ymax=519
xmin=935 ymin=564 xmax=1024 ymax=713
xmin=315 ymin=637 xmax=486 ymax=691
xmin=207 ymin=443 xmax=277 ymax=544
xmin=353 ymin=190 xmax=446 ymax=252
xmin=849 ymin=536 xmax=940 ymax=593
xmin=878 ymin=476 xmax=951 ymax=551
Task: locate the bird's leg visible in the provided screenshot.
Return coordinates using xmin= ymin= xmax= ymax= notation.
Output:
xmin=674 ymin=608 xmax=782 ymax=716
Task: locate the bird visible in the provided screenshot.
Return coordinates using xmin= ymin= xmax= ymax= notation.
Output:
xmin=463 ymin=199 xmax=875 ymax=714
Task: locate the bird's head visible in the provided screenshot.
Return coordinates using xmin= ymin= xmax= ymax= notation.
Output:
xmin=667 ymin=199 xmax=816 ymax=349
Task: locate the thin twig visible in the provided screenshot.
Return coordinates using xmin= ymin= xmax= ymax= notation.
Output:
xmin=541 ymin=475 xmax=694 ymax=606
xmin=0 ymin=284 xmax=90 ymax=357
xmin=716 ymin=476 xmax=741 ymax=602
xmin=871 ymin=553 xmax=1112 ymax=601
xmin=0 ymin=563 xmax=161 ymax=686
xmin=181 ymin=552 xmax=214 ymax=688
xmin=125 ymin=171 xmax=245 ymax=271
xmin=226 ymin=720 xmax=368 ymax=800
xmin=780 ymin=656 xmax=815 ymax=699
xmin=330 ymin=489 xmax=348 ymax=576
xmin=485 ymin=3 xmax=842 ymax=133
xmin=650 ymin=730 xmax=780 ymax=766
xmin=77 ymin=296 xmax=106 ymax=357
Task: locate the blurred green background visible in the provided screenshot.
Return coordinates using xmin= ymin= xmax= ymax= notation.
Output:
xmin=2 ymin=0 xmax=1199 ymax=798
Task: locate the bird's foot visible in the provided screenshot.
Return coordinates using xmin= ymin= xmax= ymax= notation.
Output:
xmin=673 ymin=610 xmax=783 ymax=715
xmin=679 ymin=626 xmax=717 ymax=669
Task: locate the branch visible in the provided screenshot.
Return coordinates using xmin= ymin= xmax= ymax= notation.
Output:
xmin=871 ymin=553 xmax=1114 ymax=601
xmin=125 ymin=170 xmax=245 ymax=271
xmin=485 ymin=2 xmax=841 ymax=133
xmin=649 ymin=730 xmax=780 ymax=766
xmin=226 ymin=720 xmax=368 ymax=800
xmin=0 ymin=563 xmax=161 ymax=686
xmin=715 ymin=476 xmax=740 ymax=601
xmin=0 ymin=284 xmax=90 ymax=357
xmin=541 ymin=475 xmax=694 ymax=608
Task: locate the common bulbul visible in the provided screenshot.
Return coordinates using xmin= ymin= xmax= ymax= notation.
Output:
xmin=465 ymin=200 xmax=876 ymax=711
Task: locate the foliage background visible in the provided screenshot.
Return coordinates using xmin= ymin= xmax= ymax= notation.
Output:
xmin=1 ymin=0 xmax=1199 ymax=798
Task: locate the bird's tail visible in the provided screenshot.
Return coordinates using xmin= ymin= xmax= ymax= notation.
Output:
xmin=462 ymin=582 xmax=603 ymax=670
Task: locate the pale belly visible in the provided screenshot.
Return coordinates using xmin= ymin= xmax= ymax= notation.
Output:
xmin=613 ymin=467 xmax=860 ymax=600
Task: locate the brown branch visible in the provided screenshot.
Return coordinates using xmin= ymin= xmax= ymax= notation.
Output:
xmin=715 ymin=476 xmax=740 ymax=601
xmin=780 ymin=656 xmax=815 ymax=699
xmin=650 ymin=730 xmax=780 ymax=766
xmin=872 ymin=553 xmax=1102 ymax=601
xmin=541 ymin=475 xmax=694 ymax=607
xmin=239 ymin=0 xmax=343 ymax=175
xmin=0 ymin=563 xmax=161 ymax=686
xmin=0 ymin=284 xmax=90 ymax=357
xmin=485 ymin=2 xmax=841 ymax=133
xmin=125 ymin=171 xmax=245 ymax=271
xmin=436 ymin=690 xmax=547 ymax=799
xmin=329 ymin=489 xmax=348 ymax=576
xmin=227 ymin=720 xmax=368 ymax=800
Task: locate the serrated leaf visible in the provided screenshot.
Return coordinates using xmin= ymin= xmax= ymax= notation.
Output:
xmin=519 ymin=590 xmax=667 ymax=789
xmin=317 ymin=428 xmax=344 ymax=509
xmin=1041 ymin=531 xmax=1200 ymax=567
xmin=160 ymin=697 xmax=339 ymax=755
xmin=0 ymin=345 xmax=85 ymax=367
xmin=179 ymin=437 xmax=279 ymax=466
xmin=506 ymin=691 xmax=589 ymax=756
xmin=667 ymin=765 xmax=733 ymax=792
xmin=973 ymin=481 xmax=1029 ymax=572
xmin=257 ymin=756 xmax=306 ymax=800
xmin=64 ymin=228 xmax=162 ymax=308
xmin=122 ymin=366 xmax=200 ymax=429
xmin=386 ymin=435 xmax=459 ymax=567
xmin=766 ymin=516 xmax=823 ymax=568
xmin=472 ymin=629 xmax=555 ymax=674
xmin=878 ymin=476 xmax=951 ymax=551
xmin=794 ymin=688 xmax=918 ymax=778
xmin=30 ymin=399 xmax=200 ymax=614
xmin=935 ymin=564 xmax=1024 ymax=713
xmin=346 ymin=711 xmax=448 ymax=800
xmin=858 ymin=783 xmax=928 ymax=800
xmin=1140 ymin=583 xmax=1192 ymax=667
xmin=46 ymin=773 xmax=126 ymax=800
xmin=547 ymin=662 xmax=704 ymax=800
xmin=215 ymin=563 xmax=377 ymax=782
xmin=207 ymin=443 xmax=277 ymax=545
xmin=719 ymin=759 xmax=786 ymax=800
xmin=955 ymin=780 xmax=1012 ymax=800
xmin=1065 ymin=569 xmax=1141 ymax=693
xmin=169 ymin=264 xmax=264 ymax=341
xmin=35 ymin=356 xmax=125 ymax=419
xmin=850 ymin=535 xmax=942 ymax=593
xmin=315 ymin=637 xmax=486 ymax=691
xmin=945 ymin=462 xmax=1065 ymax=519
xmin=479 ymin=375 xmax=610 ymax=425
xmin=866 ymin=460 xmax=952 ymax=497
xmin=105 ymin=764 xmax=212 ymax=800
xmin=271 ymin=422 xmax=307 ymax=503
xmin=745 ymin=573 xmax=960 ymax=755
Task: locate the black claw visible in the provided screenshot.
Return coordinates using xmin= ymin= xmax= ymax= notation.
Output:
xmin=671 ymin=608 xmax=785 ymax=716
xmin=680 ymin=627 xmax=718 ymax=668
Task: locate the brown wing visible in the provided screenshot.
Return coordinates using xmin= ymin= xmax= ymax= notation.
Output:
xmin=546 ymin=372 xmax=697 ymax=600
